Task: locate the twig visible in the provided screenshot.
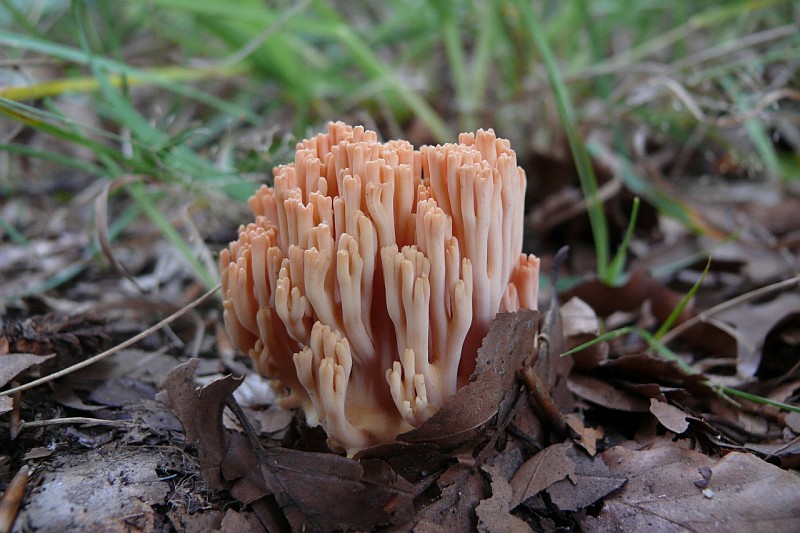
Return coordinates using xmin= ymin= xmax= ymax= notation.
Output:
xmin=0 ymin=284 xmax=220 ymax=397
xmin=15 ymin=417 xmax=136 ymax=430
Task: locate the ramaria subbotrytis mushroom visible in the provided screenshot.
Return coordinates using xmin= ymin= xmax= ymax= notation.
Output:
xmin=221 ymin=122 xmax=540 ymax=455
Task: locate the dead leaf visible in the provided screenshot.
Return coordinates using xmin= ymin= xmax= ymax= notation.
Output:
xmin=256 ymin=448 xmax=416 ymax=532
xmin=565 ymin=413 xmax=604 ymax=456
xmin=476 ymin=465 xmax=531 ymax=533
xmin=717 ymin=292 xmax=800 ymax=377
xmin=567 ymin=374 xmax=650 ymax=412
xmin=561 ymin=296 xmax=608 ymax=371
xmin=158 ymin=359 xmax=241 ymax=489
xmin=410 ymin=463 xmax=487 ymax=532
xmin=746 ymin=197 xmax=800 ymax=236
xmin=400 ymin=310 xmax=539 ymax=448
xmin=561 ymin=297 xmax=600 ymax=339
xmin=0 ymin=353 xmax=55 ymax=389
xmin=649 ymin=398 xmax=690 ymax=434
xmin=524 ymin=445 xmax=626 ymax=512
xmin=22 ymin=447 xmax=53 ymax=460
xmin=51 ymin=382 xmax=106 ymax=412
xmin=89 ymin=376 xmax=156 ymax=406
xmin=160 ymin=359 xmax=417 ymax=532
xmin=0 ymin=396 xmax=12 ymax=416
xmin=584 ymin=446 xmax=800 ymax=533
xmin=509 ymin=442 xmax=576 ymax=508
xmin=215 ymin=508 xmax=266 ymax=533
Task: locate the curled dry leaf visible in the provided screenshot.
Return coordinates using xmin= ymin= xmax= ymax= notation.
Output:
xmin=560 ymin=296 xmax=607 ymax=371
xmin=158 ymin=359 xmax=240 ymax=490
xmin=400 ymin=310 xmax=539 ymax=448
xmin=564 ymin=413 xmax=604 ymax=456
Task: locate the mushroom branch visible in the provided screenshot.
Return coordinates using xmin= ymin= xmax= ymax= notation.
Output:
xmin=221 ymin=122 xmax=540 ymax=455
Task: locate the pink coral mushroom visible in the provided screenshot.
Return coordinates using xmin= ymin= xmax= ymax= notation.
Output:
xmin=220 ymin=122 xmax=539 ymax=455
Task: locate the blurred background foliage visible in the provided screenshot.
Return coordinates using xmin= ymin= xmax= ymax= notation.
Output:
xmin=1 ymin=0 xmax=798 ymax=289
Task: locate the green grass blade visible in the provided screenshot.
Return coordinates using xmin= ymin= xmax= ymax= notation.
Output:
xmin=517 ymin=0 xmax=610 ymax=281
xmin=560 ymin=326 xmax=634 ymax=357
xmin=718 ymin=386 xmax=800 ymax=413
xmin=654 ymin=258 xmax=711 ymax=339
xmin=608 ymin=197 xmax=640 ymax=285
xmin=0 ymin=30 xmax=259 ymax=123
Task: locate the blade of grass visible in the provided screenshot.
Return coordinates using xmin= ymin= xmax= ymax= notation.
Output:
xmin=654 ymin=257 xmax=711 ymax=339
xmin=717 ymin=386 xmax=800 ymax=413
xmin=0 ymin=97 xmax=123 ymax=161
xmin=517 ymin=0 xmax=610 ymax=281
xmin=0 ymin=215 xmax=28 ymax=245
xmin=607 ymin=197 xmax=640 ymax=284
xmin=0 ymin=31 xmax=259 ymax=123
xmin=0 ymin=142 xmax=106 ymax=175
xmin=0 ymin=63 xmax=247 ymax=102
xmin=560 ymin=326 xmax=634 ymax=357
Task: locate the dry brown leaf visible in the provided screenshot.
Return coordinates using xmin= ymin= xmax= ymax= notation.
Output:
xmin=0 ymin=396 xmax=12 ymax=416
xmin=565 ymin=413 xmax=604 ymax=456
xmin=509 ymin=442 xmax=576 ymax=508
xmin=0 ymin=353 xmax=55 ymax=389
xmin=560 ymin=296 xmax=606 ymax=372
xmin=256 ymin=448 xmax=416 ymax=532
xmin=409 ymin=463 xmax=487 ymax=532
xmin=401 ymin=310 xmax=539 ymax=448
xmin=215 ymin=508 xmax=266 ymax=533
xmin=603 ymin=353 xmax=711 ymax=397
xmin=567 ymin=374 xmax=650 ymax=412
xmin=524 ymin=444 xmax=626 ymax=512
xmin=584 ymin=446 xmax=800 ymax=533
xmin=160 ymin=359 xmax=417 ymax=532
xmin=649 ymin=398 xmax=690 ymax=434
xmin=476 ymin=465 xmax=531 ymax=533
xmin=717 ymin=292 xmax=800 ymax=377
xmin=158 ymin=359 xmax=240 ymax=490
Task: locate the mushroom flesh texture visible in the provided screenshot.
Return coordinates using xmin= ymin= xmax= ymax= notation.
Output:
xmin=221 ymin=122 xmax=539 ymax=455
